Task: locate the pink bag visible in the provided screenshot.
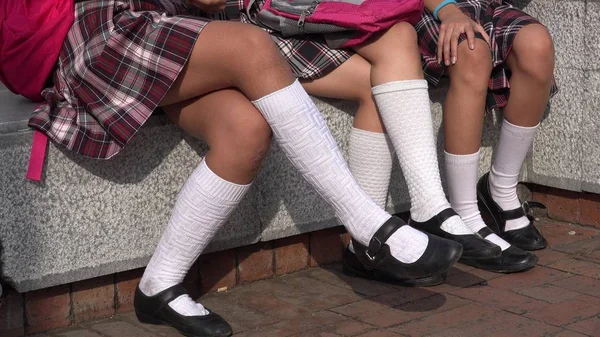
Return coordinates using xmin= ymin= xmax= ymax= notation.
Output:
xmin=0 ymin=1 xmax=75 ymax=101
xmin=245 ymin=0 xmax=423 ymax=48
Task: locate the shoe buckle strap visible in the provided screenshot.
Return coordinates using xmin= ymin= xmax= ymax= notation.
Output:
xmin=365 ymin=217 xmax=404 ymax=261
xmin=523 ymin=201 xmax=546 ymax=213
xmin=477 ymin=227 xmax=495 ymax=238
xmin=501 ymin=201 xmax=547 ymax=220
xmin=435 ymin=208 xmax=458 ymax=224
xmin=366 ymin=237 xmax=382 ymax=261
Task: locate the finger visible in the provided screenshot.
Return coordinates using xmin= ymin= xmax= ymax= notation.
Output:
xmin=466 ymin=24 xmax=476 ymax=50
xmin=476 ymin=24 xmax=490 ymax=45
xmin=443 ymin=25 xmax=454 ymax=66
xmin=437 ymin=26 xmax=446 ymax=64
xmin=451 ymin=27 xmax=462 ymax=64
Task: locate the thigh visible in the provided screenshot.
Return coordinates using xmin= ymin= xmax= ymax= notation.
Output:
xmin=352 ymin=22 xmax=423 ymax=81
xmin=301 ymin=54 xmax=372 ymax=101
xmin=160 ymin=21 xmax=293 ymax=107
xmin=491 ymin=5 xmax=543 ymax=64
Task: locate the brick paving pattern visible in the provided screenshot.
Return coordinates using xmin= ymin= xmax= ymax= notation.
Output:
xmin=30 ymin=219 xmax=600 ymax=336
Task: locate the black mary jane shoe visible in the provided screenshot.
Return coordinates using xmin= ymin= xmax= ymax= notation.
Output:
xmin=134 ymin=284 xmax=233 ymax=337
xmin=409 ymin=208 xmax=502 ymax=260
xmin=342 ymin=216 xmax=463 ymax=287
xmin=477 ymin=173 xmax=548 ymax=251
xmin=460 ymin=227 xmax=538 ymax=273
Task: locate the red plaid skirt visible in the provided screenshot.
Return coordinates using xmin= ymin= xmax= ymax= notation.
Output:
xmin=224 ymin=0 xmax=354 ymax=80
xmin=28 ymin=0 xmax=208 ymax=159
xmin=415 ymin=0 xmax=558 ymax=112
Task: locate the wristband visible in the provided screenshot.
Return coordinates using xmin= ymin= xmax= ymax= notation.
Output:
xmin=433 ymin=0 xmax=457 ymax=21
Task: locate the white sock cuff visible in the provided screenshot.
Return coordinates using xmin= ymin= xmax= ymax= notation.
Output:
xmin=195 ymin=160 xmax=252 ymax=201
xmin=251 ymin=80 xmax=308 ymax=117
xmin=444 ymin=150 xmax=481 ymax=167
xmin=371 ymin=79 xmax=428 ymax=95
xmin=350 ymin=128 xmax=394 ymax=152
xmin=502 ymin=119 xmax=539 ymax=137
xmin=351 ymin=127 xmax=388 ymax=139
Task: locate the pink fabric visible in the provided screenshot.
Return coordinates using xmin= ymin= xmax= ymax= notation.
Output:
xmin=259 ymin=0 xmax=423 ymax=48
xmin=26 ymin=130 xmax=49 ymax=182
xmin=0 ymin=1 xmax=75 ymax=101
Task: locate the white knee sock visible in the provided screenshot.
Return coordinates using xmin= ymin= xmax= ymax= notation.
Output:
xmin=346 ymin=128 xmax=428 ymax=262
xmin=139 ymin=160 xmax=251 ymax=316
xmin=372 ymin=80 xmax=472 ymax=236
xmin=489 ymin=119 xmax=538 ymax=231
xmin=253 ymin=80 xmax=428 ymax=263
xmin=348 ymin=128 xmax=394 ymax=209
xmin=445 ymin=150 xmax=510 ymax=251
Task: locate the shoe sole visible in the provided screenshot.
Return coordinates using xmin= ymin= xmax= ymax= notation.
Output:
xmin=342 ymin=246 xmax=462 ymax=287
xmin=342 ymin=262 xmax=447 ymax=286
xmin=459 ymin=254 xmax=539 ymax=274
xmin=135 ymin=311 xmax=233 ymax=337
xmin=459 ymin=247 xmax=503 ymax=260
xmin=511 ymin=241 xmax=548 ymax=251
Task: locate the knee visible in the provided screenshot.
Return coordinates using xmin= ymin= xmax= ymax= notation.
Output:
xmin=387 ymin=22 xmax=418 ymax=46
xmin=229 ymin=114 xmax=272 ymax=170
xmin=349 ymin=61 xmax=375 ymax=105
xmin=450 ymin=40 xmax=493 ymax=93
xmin=511 ymin=24 xmax=555 ymax=84
xmin=241 ymin=26 xmax=285 ymax=70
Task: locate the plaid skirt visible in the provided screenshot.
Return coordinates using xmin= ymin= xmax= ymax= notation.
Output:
xmin=416 ymin=0 xmax=558 ymax=112
xmin=225 ymin=0 xmax=354 ymax=80
xmin=29 ymin=0 xmax=209 ymax=159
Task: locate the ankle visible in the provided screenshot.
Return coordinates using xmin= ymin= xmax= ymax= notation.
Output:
xmin=410 ymin=196 xmax=450 ymax=222
xmin=488 ymin=169 xmax=521 ymax=211
xmin=139 ymin=275 xmax=174 ymax=297
xmin=461 ymin=213 xmax=487 ymax=233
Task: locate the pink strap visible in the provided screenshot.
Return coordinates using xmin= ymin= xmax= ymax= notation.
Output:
xmin=26 ymin=130 xmax=49 ymax=181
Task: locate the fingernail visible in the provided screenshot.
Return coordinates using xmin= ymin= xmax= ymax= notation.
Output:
xmin=445 ymin=60 xmax=450 ymax=66
xmin=470 ymin=44 xmax=474 ymax=49
xmin=452 ymin=57 xmax=456 ymax=64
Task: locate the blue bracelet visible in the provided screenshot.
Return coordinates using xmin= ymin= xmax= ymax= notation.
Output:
xmin=433 ymin=0 xmax=457 ymax=21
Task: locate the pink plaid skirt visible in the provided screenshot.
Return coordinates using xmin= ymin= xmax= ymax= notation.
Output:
xmin=29 ymin=0 xmax=208 ymax=159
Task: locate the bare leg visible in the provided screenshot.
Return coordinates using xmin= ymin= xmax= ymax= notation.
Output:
xmin=442 ymin=39 xmax=508 ymax=246
xmin=140 ymin=89 xmax=272 ymax=318
xmin=444 ymin=39 xmax=492 ymax=154
xmin=302 ymin=55 xmax=384 ymax=132
xmin=160 ymin=21 xmax=294 ymax=106
xmin=164 ymin=89 xmax=272 ymax=184
xmin=353 ymin=22 xmax=424 ymax=84
xmin=346 ymin=23 xmax=476 ymax=238
xmin=503 ymin=24 xmax=554 ymax=127
xmin=488 ymin=24 xmax=555 ymax=231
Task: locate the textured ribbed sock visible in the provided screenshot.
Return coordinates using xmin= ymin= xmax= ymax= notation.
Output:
xmin=139 ymin=160 xmax=251 ymax=316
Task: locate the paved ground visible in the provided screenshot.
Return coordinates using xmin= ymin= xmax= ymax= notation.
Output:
xmin=40 ymin=219 xmax=599 ymax=337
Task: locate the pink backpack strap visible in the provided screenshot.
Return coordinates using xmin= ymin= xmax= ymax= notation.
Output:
xmin=26 ymin=130 xmax=49 ymax=182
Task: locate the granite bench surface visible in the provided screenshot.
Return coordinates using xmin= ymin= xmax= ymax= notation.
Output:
xmin=1 ymin=0 xmax=599 ymax=292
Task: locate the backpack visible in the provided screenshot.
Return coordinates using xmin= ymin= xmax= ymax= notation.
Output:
xmin=245 ymin=0 xmax=423 ymax=48
xmin=0 ymin=1 xmax=75 ymax=101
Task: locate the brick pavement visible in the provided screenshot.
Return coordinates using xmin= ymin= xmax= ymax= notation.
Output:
xmin=36 ymin=219 xmax=600 ymax=337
